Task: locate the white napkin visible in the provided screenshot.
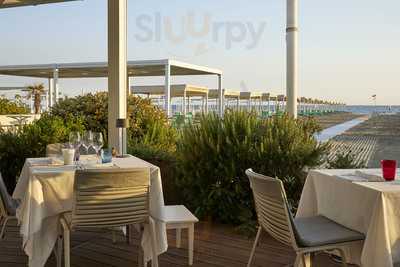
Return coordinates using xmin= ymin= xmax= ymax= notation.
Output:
xmin=82 ymin=162 xmax=115 ymax=169
xmin=354 ymin=170 xmax=386 ymax=182
xmin=29 ymin=157 xmax=63 ymax=166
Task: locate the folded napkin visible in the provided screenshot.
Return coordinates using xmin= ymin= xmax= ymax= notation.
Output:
xmin=82 ymin=162 xmax=115 ymax=169
xmin=29 ymin=157 xmax=63 ymax=166
xmin=354 ymin=170 xmax=386 ymax=182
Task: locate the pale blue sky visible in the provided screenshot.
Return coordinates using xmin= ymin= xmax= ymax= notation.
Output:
xmin=1 ymin=0 xmax=399 ymax=105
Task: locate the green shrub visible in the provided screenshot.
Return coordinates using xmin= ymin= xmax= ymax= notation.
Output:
xmin=127 ymin=144 xmax=180 ymax=205
xmin=176 ymin=111 xmax=327 ymax=226
xmin=51 ymin=92 xmax=175 ymax=150
xmin=327 ymin=149 xmax=366 ymax=169
xmin=0 ymin=97 xmax=29 ymax=115
xmin=0 ymin=114 xmax=84 ymax=193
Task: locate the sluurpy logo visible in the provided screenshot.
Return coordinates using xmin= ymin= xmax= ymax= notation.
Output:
xmin=133 ymin=12 xmax=267 ymax=55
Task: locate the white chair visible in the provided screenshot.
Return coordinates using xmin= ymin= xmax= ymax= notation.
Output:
xmin=58 ymin=168 xmax=159 ymax=267
xmin=0 ymin=173 xmax=18 ymax=240
xmin=46 ymin=143 xmax=65 ymax=157
xmin=159 ymin=205 xmax=199 ymax=266
xmin=245 ymin=169 xmax=364 ymax=267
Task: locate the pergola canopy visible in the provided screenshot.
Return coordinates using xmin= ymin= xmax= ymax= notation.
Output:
xmin=208 ymin=89 xmax=240 ymax=99
xmin=0 ymin=0 xmax=78 ymax=9
xmin=0 ymin=59 xmax=222 ymax=79
xmin=239 ymin=91 xmax=263 ymax=100
xmin=132 ymin=84 xmax=209 ymax=98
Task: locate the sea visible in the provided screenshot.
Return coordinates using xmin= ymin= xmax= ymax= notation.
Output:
xmin=344 ymin=105 xmax=400 ymax=115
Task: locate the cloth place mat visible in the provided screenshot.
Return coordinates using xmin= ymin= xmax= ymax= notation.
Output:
xmin=354 ymin=170 xmax=386 ymax=182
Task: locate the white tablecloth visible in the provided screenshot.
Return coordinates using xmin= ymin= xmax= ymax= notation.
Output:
xmin=13 ymin=156 xmax=168 ymax=267
xmin=297 ymin=169 xmax=400 ymax=267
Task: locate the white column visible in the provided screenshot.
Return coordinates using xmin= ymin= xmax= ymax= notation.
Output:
xmin=48 ymin=78 xmax=53 ymax=107
xmin=53 ymin=68 xmax=59 ymax=105
xmin=286 ymin=0 xmax=298 ymax=118
xmin=108 ymin=0 xmax=128 ymax=154
xmin=183 ymin=91 xmax=187 ymax=116
xmin=205 ymin=93 xmax=209 ymax=113
xmin=127 ymin=76 xmax=131 ymax=96
xmin=218 ymin=74 xmax=223 ymax=116
xmin=165 ymin=62 xmax=171 ymax=117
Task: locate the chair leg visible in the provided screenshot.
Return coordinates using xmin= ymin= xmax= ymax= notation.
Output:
xmin=57 ymin=236 xmax=63 ymax=267
xmin=61 ymin=225 xmax=71 ymax=267
xmin=294 ymin=253 xmax=303 ymax=267
xmin=0 ymin=216 xmax=10 ymax=240
xmin=247 ymin=226 xmax=262 ymax=267
xmin=302 ymin=253 xmax=311 ymax=267
xmin=138 ymin=224 xmax=145 ymax=267
xmin=112 ymin=228 xmax=117 ymax=243
xmin=188 ymin=224 xmax=194 ymax=266
xmin=149 ymin=218 xmax=159 ymax=267
xmin=337 ymin=248 xmax=349 ymax=267
xmin=176 ymin=228 xmax=182 ymax=248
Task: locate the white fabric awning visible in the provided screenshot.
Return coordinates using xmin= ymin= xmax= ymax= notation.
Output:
xmin=0 ymin=59 xmax=222 ymax=78
xmin=132 ymin=84 xmax=209 ymax=98
xmin=239 ymin=91 xmax=262 ymax=100
xmin=208 ymin=89 xmax=240 ymax=99
xmin=0 ymin=0 xmax=78 ymax=9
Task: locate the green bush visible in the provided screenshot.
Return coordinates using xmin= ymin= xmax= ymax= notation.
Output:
xmin=176 ymin=111 xmax=327 ymax=226
xmin=0 ymin=97 xmax=29 ymax=115
xmin=51 ymin=92 xmax=175 ymax=150
xmin=327 ymin=149 xmax=366 ymax=169
xmin=127 ymin=144 xmax=180 ymax=205
xmin=0 ymin=114 xmax=84 ymax=193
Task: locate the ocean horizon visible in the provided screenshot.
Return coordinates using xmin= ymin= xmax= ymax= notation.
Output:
xmin=344 ymin=105 xmax=400 ymax=114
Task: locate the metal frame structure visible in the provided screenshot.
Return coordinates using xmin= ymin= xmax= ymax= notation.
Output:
xmin=0 ymin=0 xmax=296 ymax=150
xmin=132 ymin=84 xmax=210 ymax=115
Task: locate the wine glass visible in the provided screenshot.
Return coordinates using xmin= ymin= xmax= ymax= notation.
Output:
xmin=82 ymin=131 xmax=93 ymax=154
xmin=68 ymin=132 xmax=81 ymax=162
xmin=92 ymin=132 xmax=104 ymax=162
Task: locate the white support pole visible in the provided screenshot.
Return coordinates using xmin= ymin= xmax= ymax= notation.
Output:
xmin=205 ymin=93 xmax=209 ymax=114
xmin=217 ymin=75 xmax=223 ymax=116
xmin=108 ymin=0 xmax=127 ymax=155
xmin=53 ymin=68 xmax=59 ymax=105
xmin=286 ymin=0 xmax=298 ymax=118
xmin=165 ymin=62 xmax=171 ymax=117
xmin=183 ymin=91 xmax=187 ymax=116
xmin=48 ymin=78 xmax=53 ymax=108
xmin=127 ymin=76 xmax=131 ymax=96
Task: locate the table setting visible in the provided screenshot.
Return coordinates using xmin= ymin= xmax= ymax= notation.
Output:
xmin=297 ymin=160 xmax=400 ymax=267
xmin=12 ymin=131 xmax=168 ymax=267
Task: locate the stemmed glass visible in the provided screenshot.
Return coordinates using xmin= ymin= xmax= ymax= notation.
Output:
xmin=69 ymin=131 xmax=81 ymax=163
xmin=92 ymin=132 xmax=104 ymax=163
xmin=82 ymin=131 xmax=93 ymax=154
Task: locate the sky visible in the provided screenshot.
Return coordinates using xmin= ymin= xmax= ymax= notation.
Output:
xmin=0 ymin=0 xmax=400 ymax=105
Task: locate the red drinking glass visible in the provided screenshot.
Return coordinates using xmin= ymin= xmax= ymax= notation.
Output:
xmin=381 ymin=160 xmax=397 ymax=181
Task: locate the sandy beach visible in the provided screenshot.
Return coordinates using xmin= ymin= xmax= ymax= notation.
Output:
xmin=328 ymin=113 xmax=400 ymax=168
xmin=313 ymin=112 xmax=364 ymax=130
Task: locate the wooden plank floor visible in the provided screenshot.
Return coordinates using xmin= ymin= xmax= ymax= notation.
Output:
xmin=0 ymin=221 xmax=346 ymax=267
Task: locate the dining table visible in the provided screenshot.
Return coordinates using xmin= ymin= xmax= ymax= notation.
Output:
xmin=297 ymin=168 xmax=400 ymax=267
xmin=13 ymin=155 xmax=168 ymax=267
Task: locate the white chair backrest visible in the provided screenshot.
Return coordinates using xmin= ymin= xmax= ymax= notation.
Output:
xmin=246 ymin=169 xmax=297 ymax=248
xmin=0 ymin=173 xmax=10 ymax=217
xmin=71 ymin=168 xmax=150 ymax=229
xmin=46 ymin=143 xmax=64 ymax=157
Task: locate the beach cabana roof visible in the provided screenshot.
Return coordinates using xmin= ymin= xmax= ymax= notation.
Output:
xmin=0 ymin=0 xmax=78 ymax=9
xmin=0 ymin=59 xmax=222 ymax=78
xmin=239 ymin=91 xmax=262 ymax=100
xmin=131 ymin=84 xmax=208 ymax=98
xmin=208 ymin=89 xmax=240 ymax=99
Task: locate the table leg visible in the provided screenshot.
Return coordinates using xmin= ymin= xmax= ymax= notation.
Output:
xmin=188 ymin=224 xmax=194 ymax=266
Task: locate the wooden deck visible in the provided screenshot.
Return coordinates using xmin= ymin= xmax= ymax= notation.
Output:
xmin=0 ymin=221 xmax=344 ymax=267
